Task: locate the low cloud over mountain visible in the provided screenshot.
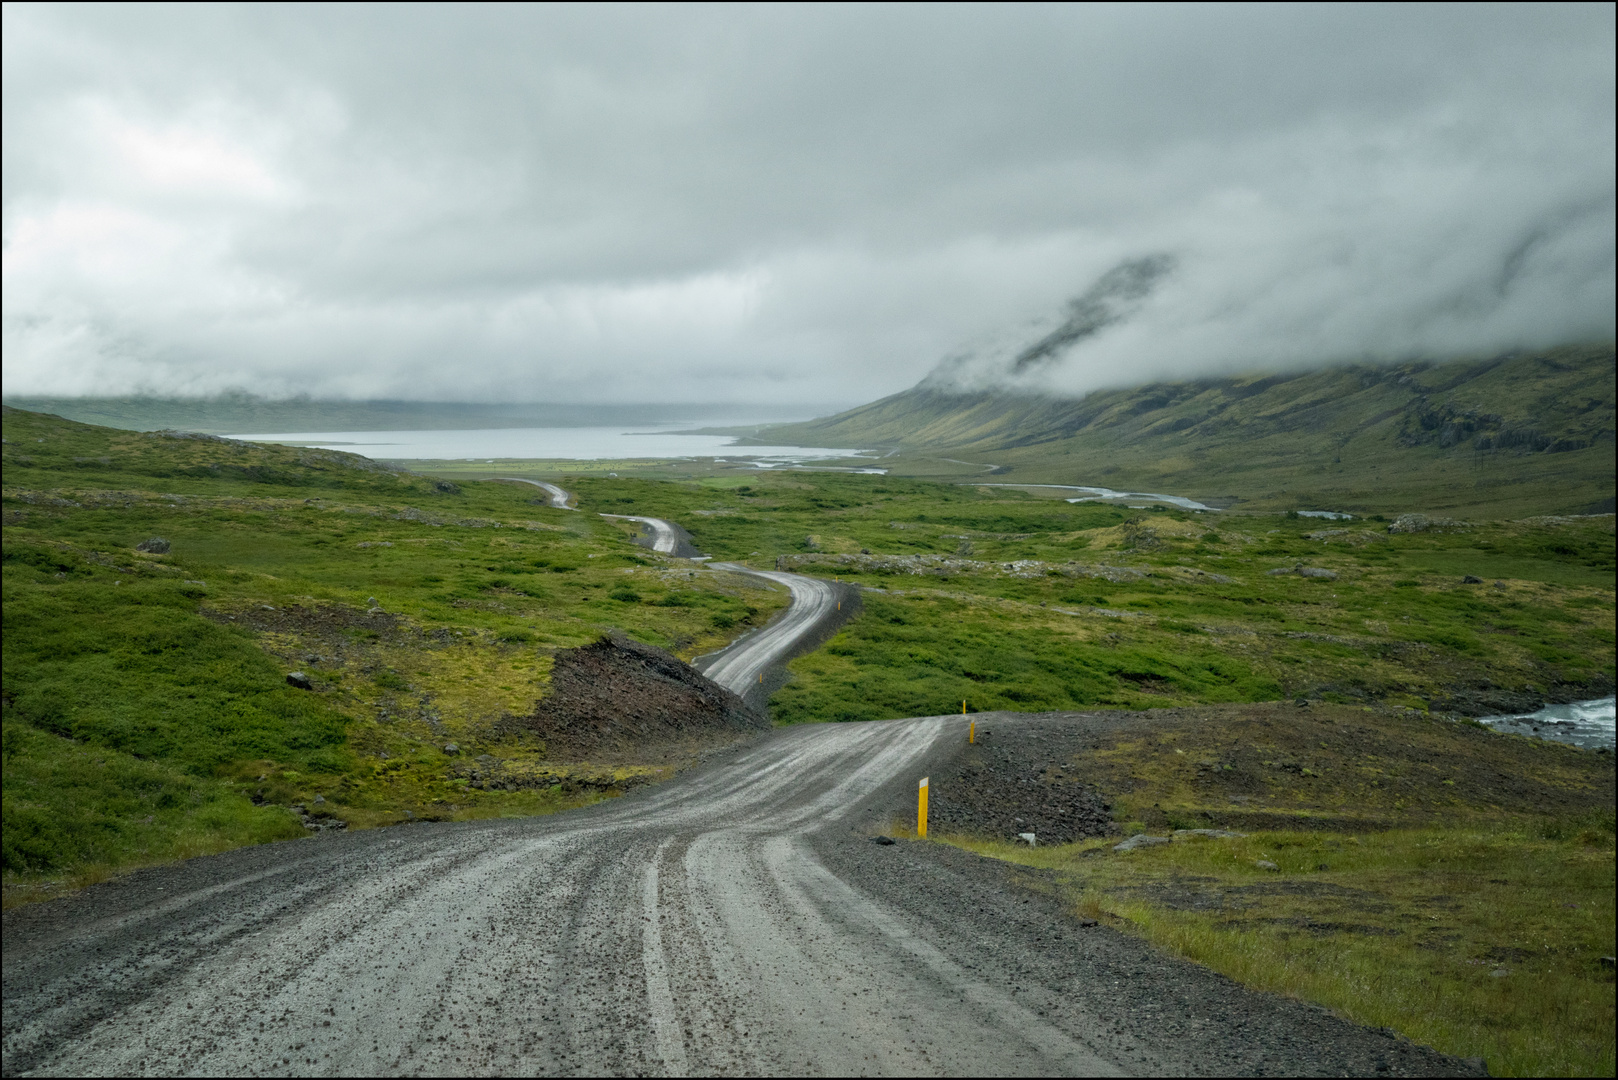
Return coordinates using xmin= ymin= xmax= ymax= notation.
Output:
xmin=3 ymin=5 xmax=1612 ymax=404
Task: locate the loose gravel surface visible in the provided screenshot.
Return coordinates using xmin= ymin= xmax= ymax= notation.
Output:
xmin=3 ymin=714 xmax=1478 ymax=1077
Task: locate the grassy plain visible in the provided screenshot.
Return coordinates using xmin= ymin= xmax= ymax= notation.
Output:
xmin=4 ymin=402 xmax=1614 ymax=1071
xmin=453 ymin=469 xmax=1615 ymax=722
xmin=2 ymin=406 xmax=788 ymax=899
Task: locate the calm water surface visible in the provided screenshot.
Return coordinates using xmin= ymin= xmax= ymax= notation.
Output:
xmin=233 ymin=424 xmax=868 ymax=463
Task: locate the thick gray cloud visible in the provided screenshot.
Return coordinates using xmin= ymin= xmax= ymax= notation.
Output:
xmin=3 ymin=3 xmax=1612 ymax=403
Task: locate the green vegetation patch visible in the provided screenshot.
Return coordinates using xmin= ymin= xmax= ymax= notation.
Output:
xmin=2 ymin=406 xmax=788 ymax=898
xmin=947 ymin=821 xmax=1615 ymax=1078
xmin=922 ymin=701 xmax=1615 ymax=1075
xmin=773 ymin=592 xmax=1277 ymax=721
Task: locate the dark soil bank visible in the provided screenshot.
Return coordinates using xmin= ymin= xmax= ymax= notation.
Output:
xmin=913 ymin=704 xmax=1616 ymax=842
xmin=928 ymin=720 xmax=1119 ymax=843
xmin=509 ymin=631 xmax=766 ymax=758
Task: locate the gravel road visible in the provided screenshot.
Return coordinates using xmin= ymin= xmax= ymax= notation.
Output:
xmin=0 ymin=493 xmax=1477 ymax=1076
xmin=697 ymin=565 xmax=849 ymax=697
xmin=600 ymin=513 xmax=701 ymax=558
xmin=483 ymin=477 xmax=576 ymax=509
xmin=1 ymin=714 xmax=1473 ymax=1077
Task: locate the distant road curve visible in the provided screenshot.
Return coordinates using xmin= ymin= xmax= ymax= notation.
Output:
xmin=596 ymin=513 xmax=857 ymax=703
xmin=484 ymin=477 xmax=576 ymax=509
xmin=698 ymin=566 xmax=848 ymax=698
xmin=598 ymin=513 xmax=703 ymax=558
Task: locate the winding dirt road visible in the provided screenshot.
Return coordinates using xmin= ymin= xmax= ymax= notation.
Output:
xmin=484 ymin=477 xmax=576 ymax=509
xmin=697 ymin=566 xmax=846 ymax=697
xmin=0 ymin=480 xmax=1474 ymax=1077
xmin=599 ymin=514 xmax=691 ymax=556
xmin=1 ymin=713 xmax=1469 ymax=1077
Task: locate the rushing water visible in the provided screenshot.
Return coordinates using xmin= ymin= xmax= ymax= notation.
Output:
xmin=1476 ymin=697 xmax=1616 ymax=750
xmin=975 ymin=483 xmax=1219 ymax=511
xmin=231 ymin=424 xmax=868 ymax=463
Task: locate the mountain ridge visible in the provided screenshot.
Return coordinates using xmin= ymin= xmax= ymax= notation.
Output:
xmin=754 ymin=345 xmax=1616 ymax=517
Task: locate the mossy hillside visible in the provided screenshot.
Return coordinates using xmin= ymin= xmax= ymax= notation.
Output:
xmin=3 ymin=408 xmax=788 ymax=894
xmin=756 ymin=345 xmax=1617 ymax=517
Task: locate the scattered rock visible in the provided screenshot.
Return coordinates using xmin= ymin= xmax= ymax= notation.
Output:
xmin=1173 ymin=828 xmax=1247 ymax=839
xmin=1387 ymin=513 xmax=1466 ymax=534
xmin=135 ymin=537 xmax=171 ymax=554
xmin=312 ymin=794 xmax=325 ymax=804
xmin=286 ymin=672 xmax=313 ymax=690
xmin=443 ymin=742 xmax=460 ymax=755
xmin=1255 ymin=859 xmax=1280 ymax=871
xmin=1078 ymin=919 xmax=1100 ymax=928
xmin=432 ymin=480 xmax=460 ymax=494
xmin=1018 ymin=832 xmax=1037 ymax=846
xmin=1490 ymin=968 xmax=1509 ymax=978
xmin=1266 ymin=563 xmax=1338 ymax=580
xmin=776 ymin=550 xmax=1146 ymax=583
xmin=869 ymin=836 xmax=897 ymax=846
xmin=1462 ymin=575 xmax=1484 ymax=584
xmin=1114 ymin=834 xmax=1172 ymax=852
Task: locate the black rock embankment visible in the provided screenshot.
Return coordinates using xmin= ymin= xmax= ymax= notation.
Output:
xmin=508 ymin=631 xmax=768 ymax=760
xmin=926 ymin=716 xmax=1120 ymax=844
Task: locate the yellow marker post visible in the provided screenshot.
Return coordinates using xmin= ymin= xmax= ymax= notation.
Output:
xmin=969 ymin=718 xmax=975 ymax=744
xmin=917 ymin=777 xmax=929 ymax=838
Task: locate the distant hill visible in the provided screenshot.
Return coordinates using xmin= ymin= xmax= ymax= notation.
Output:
xmin=757 ymin=345 xmax=1616 ymax=517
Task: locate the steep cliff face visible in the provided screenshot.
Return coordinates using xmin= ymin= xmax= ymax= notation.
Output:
xmin=511 ymin=632 xmax=767 ymax=761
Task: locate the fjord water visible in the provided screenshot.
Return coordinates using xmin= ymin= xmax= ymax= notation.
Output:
xmin=231 ymin=423 xmax=867 ymax=462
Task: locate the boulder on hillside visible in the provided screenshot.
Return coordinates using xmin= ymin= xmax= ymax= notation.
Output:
xmin=135 ymin=537 xmax=171 ymax=553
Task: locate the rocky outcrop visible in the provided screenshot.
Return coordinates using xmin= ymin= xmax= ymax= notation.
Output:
xmin=1387 ymin=513 xmax=1467 ymax=534
xmin=510 ymin=632 xmax=767 ymax=759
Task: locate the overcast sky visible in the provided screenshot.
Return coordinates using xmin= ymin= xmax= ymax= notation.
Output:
xmin=3 ymin=3 xmax=1613 ymax=406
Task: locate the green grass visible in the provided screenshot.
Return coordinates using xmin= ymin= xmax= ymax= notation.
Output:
xmin=2 ymin=405 xmax=789 ymax=892
xmin=420 ymin=466 xmax=1613 ymax=720
xmin=944 ymin=820 xmax=1616 ymax=1077
xmin=4 ymin=402 xmax=1613 ymax=905
xmin=773 ymin=591 xmax=1279 ymax=721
